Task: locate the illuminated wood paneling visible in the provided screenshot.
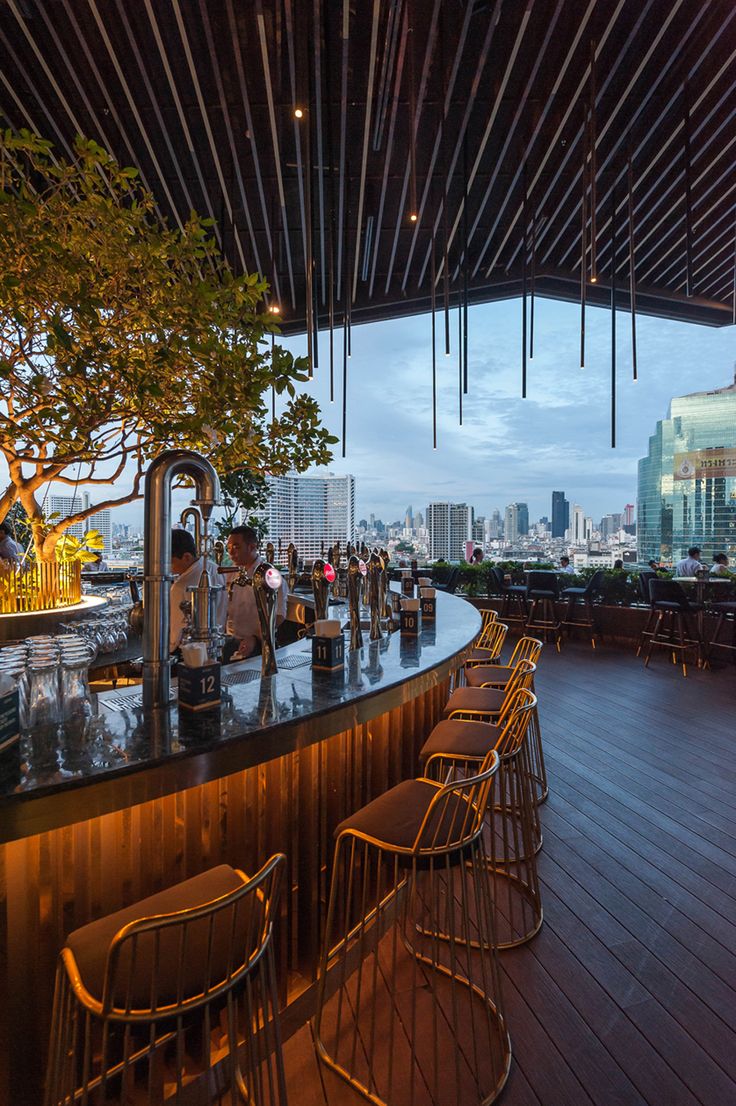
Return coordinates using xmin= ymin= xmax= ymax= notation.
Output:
xmin=0 ymin=673 xmax=452 ymax=1105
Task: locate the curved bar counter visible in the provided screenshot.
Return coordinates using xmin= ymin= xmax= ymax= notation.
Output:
xmin=0 ymin=591 xmax=480 ymax=1104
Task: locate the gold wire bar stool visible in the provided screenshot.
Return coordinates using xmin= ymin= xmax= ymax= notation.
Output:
xmin=463 ymin=638 xmax=547 ymax=804
xmin=463 ymin=620 xmax=509 ymax=672
xmin=441 ymin=661 xmax=542 ymax=853
xmin=313 ymin=751 xmax=511 ymax=1106
xmin=420 ymin=690 xmax=542 ymax=949
xmin=44 ymin=856 xmax=287 ymax=1106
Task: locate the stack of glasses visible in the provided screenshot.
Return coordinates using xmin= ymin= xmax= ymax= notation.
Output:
xmin=0 ymin=633 xmax=98 ymax=731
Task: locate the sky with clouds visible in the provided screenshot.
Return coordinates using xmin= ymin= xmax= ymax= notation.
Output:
xmin=277 ymin=295 xmax=736 ymax=525
xmin=5 ymin=295 xmax=734 ymax=529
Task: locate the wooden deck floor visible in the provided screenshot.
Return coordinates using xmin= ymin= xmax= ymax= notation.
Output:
xmin=284 ymin=641 xmax=736 ymax=1106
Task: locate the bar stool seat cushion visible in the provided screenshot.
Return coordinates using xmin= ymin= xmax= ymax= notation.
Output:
xmin=528 ymin=589 xmax=557 ymax=599
xmin=66 ymin=864 xmax=246 ymax=1005
xmin=653 ymin=600 xmax=702 ymax=612
xmin=465 ymin=666 xmax=513 ymax=688
xmin=420 ymin=718 xmax=499 ymax=762
xmin=505 ymin=585 xmax=527 ymax=594
xmin=443 ymin=686 xmax=505 ymax=717
xmin=335 ymin=778 xmax=469 ymax=852
xmin=465 ymin=647 xmax=503 ymax=665
xmin=560 ymin=587 xmax=586 ymax=597
xmin=711 ymin=601 xmax=736 ymax=612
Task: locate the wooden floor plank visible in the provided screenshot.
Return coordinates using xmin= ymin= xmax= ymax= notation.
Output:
xmin=275 ymin=640 xmax=736 ymax=1105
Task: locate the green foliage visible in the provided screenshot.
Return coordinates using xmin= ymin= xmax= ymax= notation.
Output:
xmin=211 ymin=468 xmax=269 ymax=542
xmin=55 ymin=529 xmax=104 ymax=563
xmin=0 ymin=131 xmax=337 ymax=558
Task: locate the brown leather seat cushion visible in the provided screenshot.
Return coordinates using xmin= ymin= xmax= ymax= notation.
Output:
xmin=465 ymin=647 xmax=501 ymax=666
xmin=66 ymin=865 xmax=247 ymax=1007
xmin=465 ymin=666 xmax=513 ymax=688
xmin=443 ymin=686 xmax=506 ymax=718
xmin=335 ymin=778 xmax=473 ymax=853
xmin=420 ymin=719 xmax=500 ymax=763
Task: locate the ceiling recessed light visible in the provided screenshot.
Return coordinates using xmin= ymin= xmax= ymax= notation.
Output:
xmin=410 ymin=213 xmax=418 ymax=222
xmin=294 ymin=108 xmax=304 ymax=119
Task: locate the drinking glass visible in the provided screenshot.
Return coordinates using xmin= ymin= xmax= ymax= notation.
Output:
xmin=27 ymin=657 xmax=61 ymax=729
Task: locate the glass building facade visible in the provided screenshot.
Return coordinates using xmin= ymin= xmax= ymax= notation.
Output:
xmin=637 ymin=375 xmax=736 ymax=564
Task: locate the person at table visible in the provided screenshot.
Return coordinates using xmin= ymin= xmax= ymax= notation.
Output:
xmin=559 ymin=555 xmax=574 ymax=574
xmin=613 ymin=558 xmax=624 ymax=570
xmin=226 ymin=525 xmax=287 ymax=659
xmin=470 ymin=548 xmax=484 ymax=564
xmin=710 ymin=553 xmax=730 ymax=577
xmin=0 ymin=521 xmax=19 ymax=565
xmin=674 ymin=546 xmax=706 ymax=577
xmin=169 ymin=528 xmax=227 ymax=653
xmin=85 ymin=551 xmax=109 ymax=572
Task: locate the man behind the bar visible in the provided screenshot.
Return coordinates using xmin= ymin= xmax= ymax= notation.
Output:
xmin=169 ymin=528 xmax=227 ymax=653
xmin=226 ymin=525 xmax=287 ymax=659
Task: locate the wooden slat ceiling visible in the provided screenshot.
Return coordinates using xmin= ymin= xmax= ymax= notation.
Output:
xmin=1 ymin=0 xmax=735 ymax=335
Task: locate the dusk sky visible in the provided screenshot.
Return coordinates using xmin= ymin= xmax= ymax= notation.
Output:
xmin=10 ymin=294 xmax=735 ymax=530
xmin=278 ymin=295 xmax=736 ymax=525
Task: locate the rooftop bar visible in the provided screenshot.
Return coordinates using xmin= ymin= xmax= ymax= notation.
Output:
xmin=0 ymin=590 xmax=479 ymax=1103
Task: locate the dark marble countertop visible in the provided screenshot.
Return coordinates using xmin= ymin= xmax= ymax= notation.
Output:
xmin=0 ymin=590 xmax=480 ymax=842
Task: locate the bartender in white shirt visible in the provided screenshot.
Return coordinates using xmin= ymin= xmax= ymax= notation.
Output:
xmin=169 ymin=528 xmax=227 ymax=653
xmin=226 ymin=525 xmax=287 ymax=658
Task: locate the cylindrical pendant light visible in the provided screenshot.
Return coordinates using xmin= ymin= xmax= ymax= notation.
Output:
xmin=684 ymin=82 xmax=693 ymax=297
xmin=580 ymin=102 xmax=587 ymax=369
xmin=462 ymin=133 xmax=469 ymax=394
xmin=530 ymin=207 xmax=536 ymax=360
xmin=589 ymin=40 xmax=598 ymax=285
xmin=522 ymin=163 xmax=528 ymax=399
xmin=431 ymin=230 xmax=437 ymax=449
xmin=627 ymin=146 xmax=637 ymax=382
xmin=611 ymin=181 xmax=617 ymax=450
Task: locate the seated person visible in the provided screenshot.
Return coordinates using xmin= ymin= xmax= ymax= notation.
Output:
xmin=0 ymin=521 xmax=19 ymax=565
xmin=169 ymin=528 xmax=227 ymax=653
xmin=613 ymin=558 xmax=624 ymax=570
xmin=647 ymin=559 xmax=662 ymax=573
xmin=674 ymin=546 xmax=705 ymax=577
xmin=85 ymin=551 xmax=109 ymax=572
xmin=226 ymin=526 xmax=287 ymax=659
xmin=559 ymin=555 xmax=574 ymax=575
xmin=710 ymin=553 xmax=730 ymax=576
xmin=470 ymin=548 xmax=484 ymax=564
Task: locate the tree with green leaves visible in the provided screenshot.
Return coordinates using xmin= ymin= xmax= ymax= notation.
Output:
xmin=0 ymin=131 xmax=335 ymax=561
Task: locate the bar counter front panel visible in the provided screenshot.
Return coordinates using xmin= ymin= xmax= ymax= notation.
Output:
xmin=0 ymin=591 xmax=480 ymax=1104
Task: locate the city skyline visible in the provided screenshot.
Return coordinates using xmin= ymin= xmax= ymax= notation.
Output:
xmin=9 ymin=295 xmax=734 ymax=531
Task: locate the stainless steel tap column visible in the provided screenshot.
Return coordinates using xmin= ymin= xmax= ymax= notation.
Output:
xmin=142 ymin=449 xmax=220 ymax=710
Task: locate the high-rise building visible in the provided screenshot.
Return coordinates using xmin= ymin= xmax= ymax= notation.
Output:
xmin=638 ymin=373 xmax=736 ymax=563
xmin=569 ymin=503 xmax=586 ymax=544
xmin=261 ymin=473 xmax=356 ymax=562
xmin=551 ymin=491 xmax=570 ymax=538
xmin=415 ymin=510 xmax=424 ymax=529
xmin=49 ymin=493 xmax=113 ymax=555
xmin=504 ymin=502 xmax=529 ymax=545
xmin=486 ymin=509 xmax=503 ymax=540
xmin=623 ymin=503 xmax=635 ymax=527
xmin=404 ymin=505 xmax=413 ymax=529
xmin=472 ymin=516 xmax=485 ymax=544
xmin=426 ymin=502 xmax=474 ymax=561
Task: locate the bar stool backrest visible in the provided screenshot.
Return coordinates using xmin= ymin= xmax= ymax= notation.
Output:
xmin=649 ymin=578 xmax=691 ymax=610
xmin=496 ymin=658 xmax=536 ymax=722
xmin=477 ymin=618 xmax=508 ymax=655
xmin=638 ymin=569 xmax=656 ymax=604
xmin=526 ymin=570 xmax=560 ymax=597
xmin=414 ymin=750 xmax=500 ymax=856
xmin=507 ymin=636 xmax=543 ymax=668
xmin=493 ymin=688 xmax=537 ymax=758
xmin=585 ymin=569 xmax=606 ymax=595
xmin=99 ymin=854 xmax=284 ymax=1020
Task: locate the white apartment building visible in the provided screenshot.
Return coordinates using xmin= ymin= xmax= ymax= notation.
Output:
xmin=426 ymin=502 xmax=473 ymax=561
xmin=48 ymin=493 xmax=113 ymax=555
xmin=261 ymin=473 xmax=356 ymax=562
xmin=567 ymin=503 xmax=586 ymax=545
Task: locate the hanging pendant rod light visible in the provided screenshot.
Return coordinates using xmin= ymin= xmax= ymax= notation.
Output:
xmin=462 ymin=131 xmax=469 ymax=395
xmin=580 ymin=100 xmax=588 ymax=370
xmin=611 ymin=179 xmax=617 ymax=450
xmin=440 ymin=3 xmax=450 ymax=358
xmin=627 ymin=143 xmax=638 ymax=381
xmin=522 ymin=160 xmax=528 ymax=399
xmin=431 ymin=228 xmax=437 ymax=449
xmin=322 ymin=0 xmax=335 ymax=401
xmin=341 ymin=166 xmax=349 ymax=457
xmin=529 ymin=205 xmax=536 ymax=360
